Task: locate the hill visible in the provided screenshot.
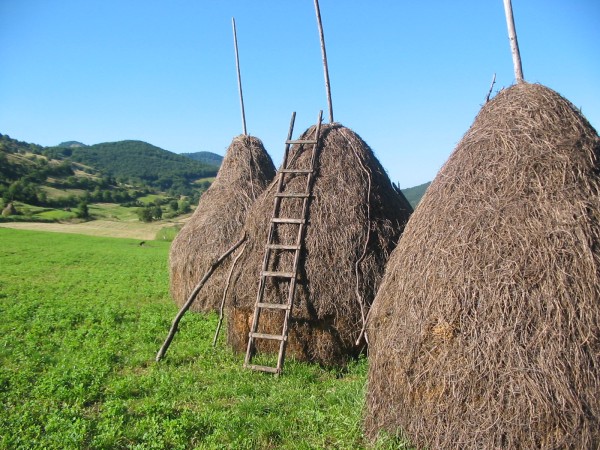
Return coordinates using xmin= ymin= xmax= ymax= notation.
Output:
xmin=401 ymin=182 xmax=431 ymax=208
xmin=57 ymin=141 xmax=87 ymax=148
xmin=180 ymin=151 xmax=223 ymax=167
xmin=1 ymin=133 xmax=210 ymax=221
xmin=45 ymin=140 xmax=219 ymax=188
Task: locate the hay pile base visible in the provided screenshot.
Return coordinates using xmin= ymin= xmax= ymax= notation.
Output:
xmin=226 ymin=123 xmax=413 ymax=366
xmin=169 ymin=135 xmax=275 ymax=312
xmin=365 ymin=83 xmax=600 ymax=449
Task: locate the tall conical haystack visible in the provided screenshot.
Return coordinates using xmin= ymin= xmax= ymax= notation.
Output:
xmin=169 ymin=135 xmax=275 ymax=312
xmin=226 ymin=123 xmax=413 ymax=366
xmin=365 ymin=83 xmax=600 ymax=449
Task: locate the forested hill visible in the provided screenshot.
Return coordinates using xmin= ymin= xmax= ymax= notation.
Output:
xmin=180 ymin=151 xmax=223 ymax=167
xmin=401 ymin=182 xmax=431 ymax=208
xmin=57 ymin=141 xmax=87 ymax=148
xmin=45 ymin=140 xmax=218 ymax=186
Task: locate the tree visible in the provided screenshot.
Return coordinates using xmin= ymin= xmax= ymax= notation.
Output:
xmin=137 ymin=207 xmax=153 ymax=222
xmin=178 ymin=200 xmax=191 ymax=214
xmin=152 ymin=205 xmax=163 ymax=220
xmin=77 ymin=201 xmax=90 ymax=219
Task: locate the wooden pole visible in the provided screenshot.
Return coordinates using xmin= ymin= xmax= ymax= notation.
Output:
xmin=503 ymin=0 xmax=524 ymax=83
xmin=314 ymin=0 xmax=334 ymax=123
xmin=155 ymin=233 xmax=247 ymax=361
xmin=485 ymin=72 xmax=497 ymax=103
xmin=232 ymin=17 xmax=247 ymax=135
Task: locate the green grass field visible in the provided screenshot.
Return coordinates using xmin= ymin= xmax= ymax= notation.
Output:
xmin=136 ymin=194 xmax=170 ymax=205
xmin=194 ymin=177 xmax=216 ymax=184
xmin=0 ymin=228 xmax=405 ymax=449
xmin=41 ymin=185 xmax=88 ymax=200
xmin=89 ymin=203 xmax=140 ymax=221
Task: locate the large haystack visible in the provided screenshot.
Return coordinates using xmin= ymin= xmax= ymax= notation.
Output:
xmin=226 ymin=123 xmax=413 ymax=366
xmin=365 ymin=83 xmax=600 ymax=449
xmin=169 ymin=135 xmax=275 ymax=312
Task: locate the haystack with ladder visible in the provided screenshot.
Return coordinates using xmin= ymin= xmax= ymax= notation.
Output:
xmin=225 ymin=111 xmax=412 ymax=371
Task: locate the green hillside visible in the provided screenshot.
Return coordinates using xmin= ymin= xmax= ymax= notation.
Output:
xmin=57 ymin=141 xmax=87 ymax=148
xmin=401 ymin=182 xmax=431 ymax=208
xmin=1 ymin=133 xmax=209 ymax=222
xmin=46 ymin=140 xmax=219 ymax=188
xmin=181 ymin=151 xmax=223 ymax=167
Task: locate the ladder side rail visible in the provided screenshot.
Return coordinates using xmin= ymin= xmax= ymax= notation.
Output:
xmin=308 ymin=111 xmax=324 ymax=171
xmin=276 ymin=212 xmax=308 ymax=371
xmin=277 ymin=275 xmax=298 ymax=371
xmin=281 ymin=112 xmax=296 ymax=170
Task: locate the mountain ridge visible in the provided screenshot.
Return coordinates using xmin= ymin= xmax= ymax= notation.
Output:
xmin=180 ymin=151 xmax=223 ymax=167
xmin=44 ymin=140 xmax=219 ymax=187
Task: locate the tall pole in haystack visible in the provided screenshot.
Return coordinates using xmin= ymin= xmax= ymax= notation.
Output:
xmin=314 ymin=0 xmax=334 ymax=123
xmin=503 ymin=0 xmax=524 ymax=83
xmin=232 ymin=17 xmax=247 ymax=135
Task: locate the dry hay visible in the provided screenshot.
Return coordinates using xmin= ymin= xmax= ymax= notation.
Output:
xmin=225 ymin=123 xmax=413 ymax=366
xmin=2 ymin=202 xmax=17 ymax=216
xmin=169 ymin=135 xmax=275 ymax=312
xmin=365 ymin=83 xmax=600 ymax=449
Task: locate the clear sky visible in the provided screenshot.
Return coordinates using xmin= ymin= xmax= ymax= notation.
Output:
xmin=1 ymin=1 xmax=599 ymax=188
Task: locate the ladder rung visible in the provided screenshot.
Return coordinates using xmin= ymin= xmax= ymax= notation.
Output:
xmin=250 ymin=332 xmax=286 ymax=341
xmin=275 ymin=192 xmax=310 ymax=198
xmin=271 ymin=218 xmax=304 ymax=224
xmin=261 ymin=271 xmax=295 ymax=278
xmin=245 ymin=364 xmax=279 ymax=374
xmin=257 ymin=302 xmax=290 ymax=310
xmin=286 ymin=139 xmax=318 ymax=145
xmin=279 ymin=169 xmax=313 ymax=174
xmin=266 ymin=244 xmax=301 ymax=250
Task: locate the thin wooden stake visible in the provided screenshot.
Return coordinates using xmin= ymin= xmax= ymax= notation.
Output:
xmin=232 ymin=17 xmax=247 ymax=135
xmin=503 ymin=0 xmax=524 ymax=83
xmin=314 ymin=0 xmax=334 ymax=123
xmin=156 ymin=233 xmax=247 ymax=361
xmin=485 ymin=73 xmax=497 ymax=103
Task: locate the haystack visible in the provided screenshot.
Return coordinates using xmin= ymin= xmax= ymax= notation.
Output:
xmin=225 ymin=123 xmax=413 ymax=366
xmin=365 ymin=83 xmax=600 ymax=449
xmin=2 ymin=202 xmax=17 ymax=216
xmin=169 ymin=135 xmax=275 ymax=312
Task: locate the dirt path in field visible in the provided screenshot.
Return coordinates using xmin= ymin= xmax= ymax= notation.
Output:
xmin=0 ymin=219 xmax=186 ymax=240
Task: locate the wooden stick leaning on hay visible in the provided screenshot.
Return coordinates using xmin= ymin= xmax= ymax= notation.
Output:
xmin=213 ymin=240 xmax=248 ymax=346
xmin=156 ymin=232 xmax=247 ymax=361
xmin=339 ymin=127 xmax=373 ymax=346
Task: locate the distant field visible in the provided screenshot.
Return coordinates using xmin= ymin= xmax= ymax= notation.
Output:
xmin=36 ymin=208 xmax=78 ymax=221
xmin=41 ymin=185 xmax=87 ymax=199
xmin=0 ymin=228 xmax=405 ymax=449
xmin=0 ymin=202 xmax=190 ymax=240
xmin=0 ymin=219 xmax=180 ymax=240
xmin=137 ymin=194 xmax=169 ymax=205
xmin=89 ymin=202 xmax=140 ymax=221
xmin=194 ymin=176 xmax=216 ymax=184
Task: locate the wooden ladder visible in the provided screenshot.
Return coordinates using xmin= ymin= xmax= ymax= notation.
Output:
xmin=244 ymin=110 xmax=323 ymax=375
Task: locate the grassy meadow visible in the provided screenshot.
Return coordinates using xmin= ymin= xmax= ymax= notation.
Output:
xmin=0 ymin=228 xmax=406 ymax=449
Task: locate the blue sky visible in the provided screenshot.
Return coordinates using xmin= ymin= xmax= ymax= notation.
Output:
xmin=1 ymin=1 xmax=599 ymax=188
